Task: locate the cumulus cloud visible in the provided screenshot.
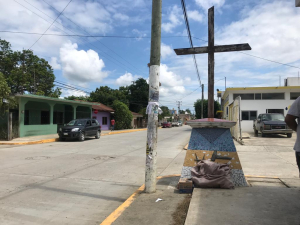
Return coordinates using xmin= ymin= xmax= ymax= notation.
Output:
xmin=195 ymin=0 xmax=226 ymax=10
xmin=162 ymin=5 xmax=182 ymax=33
xmin=132 ymin=29 xmax=147 ymax=40
xmin=161 ymin=43 xmax=174 ymax=59
xmin=187 ymin=10 xmax=204 ymax=22
xmin=60 ymin=88 xmax=88 ymax=98
xmin=50 ymin=57 xmax=61 ymax=70
xmin=60 ymin=41 xmax=108 ymax=83
xmin=116 ymin=72 xmax=140 ymax=86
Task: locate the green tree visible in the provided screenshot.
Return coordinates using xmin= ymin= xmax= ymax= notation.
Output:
xmin=112 ymin=100 xmax=133 ymax=130
xmin=186 ymin=108 xmax=191 ymax=114
xmin=179 ymin=110 xmax=185 ymax=114
xmin=0 ymin=72 xmax=16 ymax=109
xmin=0 ymin=39 xmax=60 ymax=97
xmin=127 ymin=78 xmax=149 ymax=113
xmin=159 ymin=106 xmax=171 ymax=120
xmin=194 ymin=99 xmax=220 ymax=119
xmin=64 ymin=95 xmax=91 ymax=101
xmin=90 ymin=86 xmax=128 ymax=106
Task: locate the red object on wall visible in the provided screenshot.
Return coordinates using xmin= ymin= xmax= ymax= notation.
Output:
xmin=94 ymin=109 xmax=98 ymax=114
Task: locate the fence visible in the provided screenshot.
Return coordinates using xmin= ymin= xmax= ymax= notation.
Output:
xmin=229 ymin=96 xmax=243 ymax=143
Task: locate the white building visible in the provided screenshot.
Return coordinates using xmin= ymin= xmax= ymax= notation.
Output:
xmin=221 ymin=79 xmax=300 ymax=132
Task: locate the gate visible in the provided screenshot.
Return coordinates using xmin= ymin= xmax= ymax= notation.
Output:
xmin=229 ymin=96 xmax=243 ymax=143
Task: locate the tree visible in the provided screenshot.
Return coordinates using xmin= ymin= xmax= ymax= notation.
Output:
xmin=90 ymin=86 xmax=128 ymax=106
xmin=0 ymin=39 xmax=60 ymax=97
xmin=159 ymin=106 xmax=171 ymax=120
xmin=194 ymin=99 xmax=220 ymax=119
xmin=127 ymin=78 xmax=149 ymax=113
xmin=186 ymin=108 xmax=191 ymax=114
xmin=179 ymin=110 xmax=185 ymax=114
xmin=0 ymin=72 xmax=16 ymax=109
xmin=64 ymin=95 xmax=91 ymax=101
xmin=112 ymin=100 xmax=133 ymax=130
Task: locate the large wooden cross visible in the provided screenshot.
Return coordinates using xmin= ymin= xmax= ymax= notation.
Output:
xmin=174 ymin=6 xmax=251 ymax=118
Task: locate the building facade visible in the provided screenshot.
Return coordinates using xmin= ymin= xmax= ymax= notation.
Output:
xmin=91 ymin=103 xmax=114 ymax=131
xmin=17 ymin=94 xmax=94 ymax=137
xmin=221 ymin=86 xmax=300 ymax=132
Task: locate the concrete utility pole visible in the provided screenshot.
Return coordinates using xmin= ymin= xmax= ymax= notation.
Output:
xmin=201 ymin=84 xmax=204 ymax=119
xmin=225 ymin=77 xmax=226 ymax=89
xmin=145 ymin=0 xmax=162 ymax=193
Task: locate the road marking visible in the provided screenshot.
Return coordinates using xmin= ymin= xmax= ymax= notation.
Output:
xmin=100 ymin=174 xmax=180 ymax=225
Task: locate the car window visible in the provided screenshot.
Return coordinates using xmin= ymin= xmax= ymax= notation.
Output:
xmin=67 ymin=119 xmax=86 ymax=126
xmin=86 ymin=120 xmax=91 ymax=126
xmin=92 ymin=120 xmax=99 ymax=126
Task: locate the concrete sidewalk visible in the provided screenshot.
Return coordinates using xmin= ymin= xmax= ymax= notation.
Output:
xmin=0 ymin=128 xmax=148 ymax=145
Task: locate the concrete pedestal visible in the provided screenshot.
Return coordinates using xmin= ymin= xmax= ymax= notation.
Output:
xmin=181 ymin=118 xmax=247 ymax=187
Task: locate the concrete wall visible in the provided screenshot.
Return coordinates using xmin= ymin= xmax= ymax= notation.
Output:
xmin=19 ymin=97 xmax=92 ymax=137
xmin=92 ymin=111 xmax=111 ymax=130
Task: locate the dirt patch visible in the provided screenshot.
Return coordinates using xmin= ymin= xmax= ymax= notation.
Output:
xmin=172 ymin=194 xmax=192 ymax=225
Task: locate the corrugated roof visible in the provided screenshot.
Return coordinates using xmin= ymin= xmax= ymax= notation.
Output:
xmin=131 ymin=111 xmax=143 ymax=117
xmin=93 ymin=103 xmax=114 ymax=112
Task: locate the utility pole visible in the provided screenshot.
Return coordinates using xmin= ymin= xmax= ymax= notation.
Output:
xmin=201 ymin=84 xmax=204 ymax=119
xmin=176 ymin=100 xmax=182 ymax=116
xmin=145 ymin=0 xmax=162 ymax=193
xmin=225 ymin=77 xmax=226 ymax=89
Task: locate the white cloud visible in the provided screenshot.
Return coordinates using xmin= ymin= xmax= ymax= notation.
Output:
xmin=116 ymin=72 xmax=140 ymax=86
xmin=195 ymin=0 xmax=226 ymax=10
xmin=50 ymin=57 xmax=61 ymax=70
xmin=161 ymin=43 xmax=173 ymax=59
xmin=162 ymin=5 xmax=182 ymax=33
xmin=132 ymin=29 xmax=147 ymax=40
xmin=60 ymin=41 xmax=108 ymax=83
xmin=113 ymin=13 xmax=130 ymax=21
xmin=60 ymin=88 xmax=88 ymax=98
xmin=187 ymin=10 xmax=204 ymax=22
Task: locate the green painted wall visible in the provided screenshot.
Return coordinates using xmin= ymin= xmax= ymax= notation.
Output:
xmin=18 ymin=97 xmax=92 ymax=137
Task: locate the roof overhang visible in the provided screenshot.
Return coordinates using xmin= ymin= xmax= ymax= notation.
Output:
xmin=15 ymin=94 xmax=95 ymax=106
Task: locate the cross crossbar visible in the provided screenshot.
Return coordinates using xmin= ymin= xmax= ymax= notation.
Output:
xmin=174 ymin=43 xmax=251 ymax=55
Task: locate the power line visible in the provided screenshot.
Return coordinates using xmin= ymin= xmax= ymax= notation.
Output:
xmin=192 ymin=36 xmax=300 ymax=70
xmin=0 ymin=30 xmax=189 ymax=39
xmin=41 ymin=0 xmax=147 ymax=76
xmin=180 ymin=0 xmax=201 ymax=86
xmin=13 ymin=0 xmax=147 ymax=76
xmin=28 ymin=0 xmax=73 ymax=49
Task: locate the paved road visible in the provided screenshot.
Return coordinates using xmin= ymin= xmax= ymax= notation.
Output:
xmin=0 ymin=126 xmax=191 ymax=225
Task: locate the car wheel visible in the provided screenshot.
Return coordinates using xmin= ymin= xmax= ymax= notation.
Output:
xmin=78 ymin=132 xmax=85 ymax=142
xmin=95 ymin=131 xmax=100 ymax=139
xmin=254 ymin=128 xmax=258 ymax=137
xmin=287 ymin=133 xmax=292 ymax=138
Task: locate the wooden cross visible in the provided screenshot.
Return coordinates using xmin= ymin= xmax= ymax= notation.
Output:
xmin=174 ymin=6 xmax=251 ymax=118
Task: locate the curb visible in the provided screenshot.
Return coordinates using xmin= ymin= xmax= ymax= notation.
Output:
xmin=100 ymin=174 xmax=181 ymax=225
xmin=0 ymin=128 xmax=151 ymax=146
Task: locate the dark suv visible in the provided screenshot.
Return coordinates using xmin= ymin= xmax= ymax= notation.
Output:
xmin=58 ymin=119 xmax=101 ymax=141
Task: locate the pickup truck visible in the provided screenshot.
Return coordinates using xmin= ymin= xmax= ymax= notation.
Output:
xmin=58 ymin=118 xmax=101 ymax=141
xmin=253 ymin=113 xmax=293 ymax=138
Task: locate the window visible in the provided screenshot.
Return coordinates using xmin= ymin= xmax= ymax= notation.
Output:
xmin=41 ymin=111 xmax=50 ymax=124
xmin=86 ymin=120 xmax=91 ymax=126
xmin=242 ymin=111 xmax=257 ymax=120
xmin=92 ymin=119 xmax=99 ymax=126
xmin=233 ymin=93 xmax=254 ymax=100
xmin=290 ymin=92 xmax=300 ymax=100
xmin=255 ymin=93 xmax=261 ymax=100
xmin=266 ymin=109 xmax=284 ymax=115
xmin=102 ymin=117 xmax=108 ymax=125
xmin=262 ymin=93 xmax=284 ymax=100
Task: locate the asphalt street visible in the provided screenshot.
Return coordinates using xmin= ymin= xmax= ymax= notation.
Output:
xmin=0 ymin=126 xmax=191 ymax=225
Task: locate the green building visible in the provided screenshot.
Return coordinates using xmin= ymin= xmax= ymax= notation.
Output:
xmin=16 ymin=94 xmax=95 ymax=137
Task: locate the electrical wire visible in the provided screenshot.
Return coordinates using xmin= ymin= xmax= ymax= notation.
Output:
xmin=28 ymin=0 xmax=73 ymax=49
xmin=180 ymin=0 xmax=201 ymax=86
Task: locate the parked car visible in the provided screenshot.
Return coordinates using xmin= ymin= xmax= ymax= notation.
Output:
xmin=253 ymin=113 xmax=293 ymax=138
xmin=162 ymin=122 xmax=172 ymax=128
xmin=58 ymin=118 xmax=101 ymax=141
xmin=172 ymin=121 xmax=180 ymax=127
xmin=178 ymin=121 xmax=183 ymax=126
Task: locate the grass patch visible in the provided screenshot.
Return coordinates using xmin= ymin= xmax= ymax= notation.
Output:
xmin=172 ymin=194 xmax=192 ymax=225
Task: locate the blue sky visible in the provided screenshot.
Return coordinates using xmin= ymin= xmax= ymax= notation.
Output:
xmin=1 ymin=0 xmax=300 ymax=111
